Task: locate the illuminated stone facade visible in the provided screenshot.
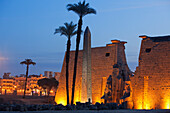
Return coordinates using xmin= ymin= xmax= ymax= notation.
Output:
xmin=131 ymin=35 xmax=170 ymax=109
xmin=55 ymin=27 xmax=131 ymax=105
xmin=55 ymin=26 xmax=170 ymax=109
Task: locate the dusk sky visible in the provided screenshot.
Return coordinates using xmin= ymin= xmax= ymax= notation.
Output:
xmin=0 ymin=0 xmax=170 ymax=77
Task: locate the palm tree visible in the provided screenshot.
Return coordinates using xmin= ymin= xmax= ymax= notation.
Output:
xmin=67 ymin=0 xmax=96 ymax=105
xmin=54 ymin=22 xmax=77 ymax=105
xmin=20 ymin=59 xmax=36 ymax=98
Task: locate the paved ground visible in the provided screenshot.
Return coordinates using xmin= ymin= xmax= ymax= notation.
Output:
xmin=0 ymin=109 xmax=170 ymax=113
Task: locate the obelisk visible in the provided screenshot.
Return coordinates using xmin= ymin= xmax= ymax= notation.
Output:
xmin=81 ymin=26 xmax=92 ymax=103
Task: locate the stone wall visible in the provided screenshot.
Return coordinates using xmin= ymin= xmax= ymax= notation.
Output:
xmin=131 ymin=35 xmax=170 ymax=109
xmin=55 ymin=40 xmax=129 ymax=105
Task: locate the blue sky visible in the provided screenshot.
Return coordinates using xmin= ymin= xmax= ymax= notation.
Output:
xmin=0 ymin=0 xmax=170 ymax=77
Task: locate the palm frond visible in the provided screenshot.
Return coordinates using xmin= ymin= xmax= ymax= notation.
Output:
xmin=54 ymin=29 xmax=61 ymax=34
xmin=20 ymin=59 xmax=36 ymax=66
xmin=54 ymin=21 xmax=77 ymax=39
xmin=71 ymin=31 xmax=77 ymax=37
xmin=30 ymin=62 xmax=36 ymax=65
xmin=67 ymin=0 xmax=96 ymax=17
xmin=20 ymin=61 xmax=27 ymax=65
xmin=87 ymin=8 xmax=96 ymax=15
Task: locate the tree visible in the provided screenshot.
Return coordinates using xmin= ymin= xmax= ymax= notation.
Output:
xmin=37 ymin=78 xmax=59 ymax=96
xmin=54 ymin=22 xmax=77 ymax=105
xmin=67 ymin=0 xmax=96 ymax=105
xmin=20 ymin=59 xmax=36 ymax=98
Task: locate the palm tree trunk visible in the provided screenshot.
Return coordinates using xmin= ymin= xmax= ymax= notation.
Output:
xmin=71 ymin=16 xmax=82 ymax=105
xmin=66 ymin=37 xmax=71 ymax=105
xmin=23 ymin=65 xmax=29 ymax=98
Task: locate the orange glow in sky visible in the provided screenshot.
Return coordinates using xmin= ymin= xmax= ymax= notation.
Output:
xmin=0 ymin=57 xmax=8 ymax=61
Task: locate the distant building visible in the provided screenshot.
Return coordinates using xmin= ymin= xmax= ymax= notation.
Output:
xmin=0 ymin=73 xmax=57 ymax=96
xmin=44 ymin=71 xmax=53 ymax=78
xmin=40 ymin=74 xmax=43 ymax=77
xmin=0 ymin=78 xmax=2 ymax=95
xmin=1 ymin=78 xmax=14 ymax=95
xmin=54 ymin=72 xmax=61 ymax=81
xmin=3 ymin=73 xmax=12 ymax=79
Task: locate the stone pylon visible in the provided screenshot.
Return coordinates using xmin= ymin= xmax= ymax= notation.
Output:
xmin=81 ymin=26 xmax=92 ymax=103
